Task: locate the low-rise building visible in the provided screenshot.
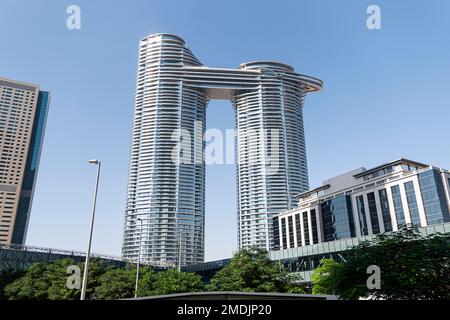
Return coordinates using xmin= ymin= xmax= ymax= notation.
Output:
xmin=274 ymin=159 xmax=450 ymax=250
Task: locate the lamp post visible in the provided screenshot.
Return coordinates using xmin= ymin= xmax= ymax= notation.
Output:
xmin=134 ymin=217 xmax=144 ymax=298
xmin=80 ymin=159 xmax=101 ymax=300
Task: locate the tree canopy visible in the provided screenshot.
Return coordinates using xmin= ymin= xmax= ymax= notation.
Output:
xmin=151 ymin=269 xmax=204 ymax=295
xmin=207 ymin=246 xmax=303 ymax=293
xmin=94 ymin=266 xmax=156 ymax=299
xmin=1 ymin=259 xmax=204 ymax=300
xmin=311 ymin=229 xmax=450 ymax=300
xmin=4 ymin=258 xmax=108 ymax=300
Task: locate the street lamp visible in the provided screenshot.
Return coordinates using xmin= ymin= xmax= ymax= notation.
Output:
xmin=134 ymin=217 xmax=144 ymax=298
xmin=80 ymin=159 xmax=101 ymax=300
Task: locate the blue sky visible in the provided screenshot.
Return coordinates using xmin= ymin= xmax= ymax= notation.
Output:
xmin=1 ymin=0 xmax=449 ymax=261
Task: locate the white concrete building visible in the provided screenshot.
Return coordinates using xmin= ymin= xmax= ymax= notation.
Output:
xmin=274 ymin=159 xmax=450 ymax=250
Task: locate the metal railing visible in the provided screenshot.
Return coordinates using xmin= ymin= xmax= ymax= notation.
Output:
xmin=0 ymin=243 xmax=123 ymax=262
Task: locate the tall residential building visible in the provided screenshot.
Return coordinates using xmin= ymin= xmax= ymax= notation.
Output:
xmin=274 ymin=159 xmax=450 ymax=250
xmin=122 ymin=34 xmax=322 ymax=266
xmin=0 ymin=77 xmax=50 ymax=245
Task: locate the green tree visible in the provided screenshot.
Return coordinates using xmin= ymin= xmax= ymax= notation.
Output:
xmin=311 ymin=258 xmax=344 ymax=295
xmin=4 ymin=262 xmax=49 ymax=300
xmin=5 ymin=259 xmax=76 ymax=300
xmin=136 ymin=267 xmax=156 ymax=297
xmin=95 ymin=267 xmax=135 ymax=300
xmin=4 ymin=258 xmax=108 ymax=300
xmin=95 ymin=266 xmax=155 ymax=299
xmin=151 ymin=269 xmax=204 ymax=295
xmin=207 ymin=265 xmax=245 ymax=291
xmin=207 ymin=246 xmax=301 ymax=293
xmin=0 ymin=270 xmax=24 ymax=300
xmin=311 ymin=229 xmax=450 ymax=300
xmin=47 ymin=258 xmax=109 ymax=300
xmin=81 ymin=258 xmax=111 ymax=299
xmin=46 ymin=259 xmax=84 ymax=300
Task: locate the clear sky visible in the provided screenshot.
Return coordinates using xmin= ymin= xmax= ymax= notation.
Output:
xmin=1 ymin=0 xmax=449 ymax=261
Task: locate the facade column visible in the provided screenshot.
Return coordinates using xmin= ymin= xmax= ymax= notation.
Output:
xmin=399 ymin=182 xmax=412 ymax=226
xmin=299 ymin=211 xmax=306 ymax=246
xmin=374 ymin=189 xmax=385 ymax=233
xmin=385 ymin=185 xmax=398 ymax=231
xmin=315 ymin=205 xmax=324 ymax=243
xmin=307 ymin=210 xmax=313 ymax=244
xmin=412 ymin=176 xmax=427 ymax=227
xmin=352 ymin=196 xmax=362 ymax=237
xmin=278 ymin=217 xmax=284 ymax=249
xmin=285 ymin=217 xmax=290 ymax=249
xmin=362 ymin=193 xmax=373 ymax=235
xmin=292 ymin=213 xmax=299 ymax=248
xmin=441 ymin=171 xmax=450 ymax=215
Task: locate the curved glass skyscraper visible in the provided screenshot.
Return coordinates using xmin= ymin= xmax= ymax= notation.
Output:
xmin=122 ymin=34 xmax=322 ymax=266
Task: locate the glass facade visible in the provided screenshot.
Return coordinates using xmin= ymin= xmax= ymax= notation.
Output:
xmin=367 ymin=192 xmax=380 ymax=234
xmin=269 ymin=222 xmax=450 ymax=276
xmin=418 ymin=169 xmax=450 ymax=225
xmin=404 ymin=181 xmax=421 ymax=226
xmin=303 ymin=211 xmax=310 ymax=246
xmin=274 ymin=164 xmax=450 ymax=252
xmin=391 ymin=185 xmax=406 ymax=229
xmin=356 ymin=195 xmax=368 ymax=236
xmin=288 ymin=216 xmax=294 ymax=248
xmin=281 ymin=218 xmax=287 ymax=249
xmin=448 ymin=178 xmax=450 ymax=198
xmin=273 ymin=216 xmax=280 ymax=250
xmin=320 ymin=195 xmax=355 ymax=242
xmin=12 ymin=91 xmax=50 ymax=244
xmin=362 ymin=166 xmax=394 ymax=181
xmin=378 ymin=189 xmax=393 ymax=232
xmin=295 ymin=213 xmax=302 ymax=246
xmin=310 ymin=209 xmax=318 ymax=244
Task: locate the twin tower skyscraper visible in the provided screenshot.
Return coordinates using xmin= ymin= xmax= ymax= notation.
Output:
xmin=122 ymin=34 xmax=322 ymax=267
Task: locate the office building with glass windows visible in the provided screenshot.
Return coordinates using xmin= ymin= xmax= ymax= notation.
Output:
xmin=274 ymin=159 xmax=450 ymax=250
xmin=122 ymin=33 xmax=322 ymax=267
xmin=0 ymin=77 xmax=50 ymax=245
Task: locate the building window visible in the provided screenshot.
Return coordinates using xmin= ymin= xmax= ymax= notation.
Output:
xmin=273 ymin=216 xmax=280 ymax=250
xmin=418 ymin=169 xmax=450 ymax=225
xmin=281 ymin=218 xmax=287 ymax=249
xmin=321 ymin=195 xmax=356 ymax=242
xmin=378 ymin=189 xmax=393 ymax=232
xmin=295 ymin=213 xmax=302 ymax=247
xmin=288 ymin=216 xmax=294 ymax=248
xmin=367 ymin=192 xmax=381 ymax=234
xmin=448 ymin=178 xmax=450 ymax=198
xmin=404 ymin=181 xmax=421 ymax=227
xmin=356 ymin=195 xmax=368 ymax=236
xmin=391 ymin=185 xmax=406 ymax=230
xmin=303 ymin=211 xmax=310 ymax=246
xmin=310 ymin=209 xmax=319 ymax=244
